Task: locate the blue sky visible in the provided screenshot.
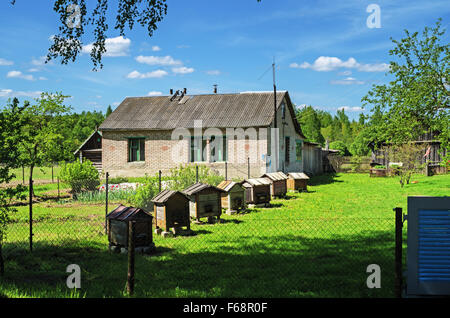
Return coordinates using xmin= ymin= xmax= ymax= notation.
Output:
xmin=0 ymin=0 xmax=448 ymax=120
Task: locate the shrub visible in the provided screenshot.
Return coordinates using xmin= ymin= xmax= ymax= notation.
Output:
xmin=108 ymin=176 xmax=129 ymax=184
xmin=129 ymin=175 xmax=160 ymax=211
xmin=329 ymin=141 xmax=347 ymax=156
xmin=168 ymin=164 xmax=224 ymax=191
xmin=374 ymin=165 xmax=386 ymax=169
xmin=59 ymin=160 xmax=100 ymax=194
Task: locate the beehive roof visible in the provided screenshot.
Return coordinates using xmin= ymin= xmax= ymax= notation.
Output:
xmin=217 ymin=180 xmax=242 ymax=192
xmin=241 ymin=178 xmax=271 ymax=187
xmin=288 ymin=172 xmax=310 ymax=180
xmin=152 ymin=190 xmax=189 ymax=203
xmin=261 ymin=172 xmax=288 ymax=181
xmin=182 ymin=182 xmax=226 ymax=195
xmin=106 ymin=204 xmax=152 ymax=221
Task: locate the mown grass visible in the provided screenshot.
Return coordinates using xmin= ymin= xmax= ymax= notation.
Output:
xmin=1 ymin=173 xmax=449 ymax=298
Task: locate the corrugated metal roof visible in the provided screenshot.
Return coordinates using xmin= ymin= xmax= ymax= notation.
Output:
xmin=261 ymin=172 xmax=288 ymax=181
xmin=151 ymin=190 xmax=188 ymax=203
xmin=288 ymin=172 xmax=310 ymax=180
xmin=98 ymin=92 xmax=305 ymax=138
xmin=241 ymin=178 xmax=271 ymax=187
xmin=217 ymin=180 xmax=242 ymax=192
xmin=182 ymin=182 xmax=225 ymax=196
xmin=106 ymin=204 xmax=152 ymax=221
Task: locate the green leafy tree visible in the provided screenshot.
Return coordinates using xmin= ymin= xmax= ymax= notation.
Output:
xmin=106 ymin=105 xmax=113 ymax=118
xmin=0 ymin=98 xmax=27 ymax=276
xmin=296 ymin=106 xmax=325 ymax=145
xmin=17 ymin=92 xmax=72 ymax=197
xmin=362 ymin=19 xmax=449 ymax=162
xmin=59 ymin=160 xmax=100 ymax=194
xmin=329 ymin=140 xmax=347 ymax=156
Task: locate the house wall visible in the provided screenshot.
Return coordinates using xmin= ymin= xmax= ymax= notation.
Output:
xmin=303 ymin=144 xmax=323 ymax=176
xmin=101 ymin=129 xmax=267 ymax=178
xmin=267 ymin=97 xmax=305 ymax=173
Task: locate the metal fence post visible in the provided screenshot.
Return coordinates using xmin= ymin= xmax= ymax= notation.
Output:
xmin=225 ymin=161 xmax=228 ymax=180
xmin=159 ymin=170 xmax=162 ymax=192
xmin=57 ymin=177 xmax=60 ymax=201
xmin=248 ymin=157 xmax=250 ymax=179
xmin=105 ymin=172 xmax=109 ymax=234
xmin=394 ymin=207 xmax=403 ymax=298
xmin=196 ymin=165 xmax=199 ymax=183
xmin=29 ymin=177 xmax=33 ymax=252
xmin=127 ymin=221 xmax=135 ymax=296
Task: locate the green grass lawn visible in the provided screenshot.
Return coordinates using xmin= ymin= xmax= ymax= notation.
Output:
xmin=1 ymin=173 xmax=449 ymax=298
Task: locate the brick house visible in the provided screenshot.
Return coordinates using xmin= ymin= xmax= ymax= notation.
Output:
xmin=98 ymin=91 xmax=323 ymax=178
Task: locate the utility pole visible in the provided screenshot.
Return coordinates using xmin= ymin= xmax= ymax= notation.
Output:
xmin=272 ymin=58 xmax=279 ymax=172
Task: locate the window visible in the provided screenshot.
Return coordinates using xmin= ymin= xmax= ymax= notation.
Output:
xmin=128 ymin=138 xmax=145 ymax=162
xmin=285 ymin=136 xmax=290 ymax=164
xmin=296 ymin=140 xmax=303 ymax=162
xmin=190 ymin=136 xmax=207 ymax=162
xmin=210 ymin=135 xmax=227 ymax=162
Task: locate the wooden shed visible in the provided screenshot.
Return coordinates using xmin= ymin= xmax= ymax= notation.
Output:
xmin=182 ymin=183 xmax=225 ymax=222
xmin=261 ymin=172 xmax=288 ymax=198
xmin=106 ymin=204 xmax=153 ymax=248
xmin=240 ymin=178 xmax=271 ymax=206
xmin=151 ymin=190 xmax=190 ymax=233
xmin=217 ymin=180 xmax=245 ymax=214
xmin=287 ymin=172 xmax=310 ymax=192
xmin=73 ymin=130 xmax=102 ymax=172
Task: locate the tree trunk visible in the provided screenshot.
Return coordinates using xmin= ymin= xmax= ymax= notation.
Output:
xmin=0 ymin=243 xmax=4 ymax=277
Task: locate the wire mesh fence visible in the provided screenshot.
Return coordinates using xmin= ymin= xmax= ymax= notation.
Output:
xmin=2 ymin=208 xmax=401 ymax=298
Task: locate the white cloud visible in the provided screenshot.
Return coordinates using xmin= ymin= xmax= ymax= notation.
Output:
xmin=82 ymin=36 xmax=131 ymax=57
xmin=31 ymin=56 xmax=48 ymax=66
xmin=338 ymin=70 xmax=352 ymax=76
xmin=290 ymin=56 xmax=390 ymax=72
xmin=0 ymin=58 xmax=13 ymax=66
xmin=172 ymin=66 xmax=194 ymax=74
xmin=177 ymin=44 xmax=190 ymax=49
xmin=28 ymin=68 xmax=40 ymax=73
xmin=152 ymin=46 xmax=161 ymax=52
xmin=38 ymin=76 xmax=48 ymax=81
xmin=206 ymin=70 xmax=221 ymax=76
xmin=6 ymin=70 xmax=35 ymax=81
xmin=338 ymin=106 xmax=364 ymax=112
xmin=135 ymin=55 xmax=182 ymax=66
xmin=330 ymin=77 xmax=365 ymax=85
xmin=147 ymin=91 xmax=163 ymax=96
xmin=127 ymin=70 xmax=168 ymax=79
xmin=0 ymin=88 xmax=42 ymax=98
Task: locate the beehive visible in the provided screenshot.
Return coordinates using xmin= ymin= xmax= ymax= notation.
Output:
xmin=240 ymin=178 xmax=271 ymax=206
xmin=261 ymin=172 xmax=288 ymax=198
xmin=151 ymin=190 xmax=190 ymax=233
xmin=106 ymin=204 xmax=153 ymax=248
xmin=217 ymin=180 xmax=245 ymax=214
xmin=182 ymin=183 xmax=225 ymax=222
xmin=287 ymin=172 xmax=310 ymax=192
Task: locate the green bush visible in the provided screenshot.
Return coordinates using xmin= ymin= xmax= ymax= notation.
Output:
xmin=129 ymin=175 xmax=160 ymax=211
xmin=108 ymin=176 xmax=129 ymax=184
xmin=329 ymin=141 xmax=347 ymax=156
xmin=59 ymin=160 xmax=100 ymax=194
xmin=374 ymin=165 xmax=386 ymax=169
xmin=168 ymin=164 xmax=224 ymax=191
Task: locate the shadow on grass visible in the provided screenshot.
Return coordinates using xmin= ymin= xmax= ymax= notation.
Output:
xmin=308 ymin=173 xmax=343 ymax=186
xmin=1 ymin=229 xmax=396 ymax=298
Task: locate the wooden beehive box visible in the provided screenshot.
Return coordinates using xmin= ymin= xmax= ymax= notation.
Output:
xmin=217 ymin=180 xmax=245 ymax=214
xmin=151 ymin=190 xmax=190 ymax=232
xmin=261 ymin=172 xmax=288 ymax=198
xmin=106 ymin=204 xmax=153 ymax=248
xmin=182 ymin=183 xmax=225 ymax=222
xmin=287 ymin=172 xmax=310 ymax=192
xmin=240 ymin=178 xmax=271 ymax=205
